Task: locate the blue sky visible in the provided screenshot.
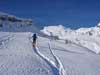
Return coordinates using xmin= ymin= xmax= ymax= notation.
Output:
xmin=0 ymin=0 xmax=100 ymax=29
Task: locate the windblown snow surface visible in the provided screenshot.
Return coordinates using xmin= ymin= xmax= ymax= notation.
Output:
xmin=0 ymin=12 xmax=100 ymax=75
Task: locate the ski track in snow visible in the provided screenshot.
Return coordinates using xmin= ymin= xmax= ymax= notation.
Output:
xmin=48 ymin=42 xmax=65 ymax=75
xmin=33 ymin=42 xmax=65 ymax=75
xmin=0 ymin=34 xmax=14 ymax=49
xmin=33 ymin=47 xmax=59 ymax=75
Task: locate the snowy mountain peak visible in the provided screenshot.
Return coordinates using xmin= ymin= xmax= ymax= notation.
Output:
xmin=97 ymin=23 xmax=100 ymax=27
xmin=41 ymin=25 xmax=65 ymax=36
xmin=0 ymin=12 xmax=39 ymax=32
xmin=0 ymin=12 xmax=32 ymax=23
xmin=41 ymin=24 xmax=100 ymax=36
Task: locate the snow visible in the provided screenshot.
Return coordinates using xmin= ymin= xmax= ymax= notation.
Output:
xmin=97 ymin=23 xmax=100 ymax=27
xmin=0 ymin=12 xmax=100 ymax=75
xmin=0 ymin=12 xmax=39 ymax=33
xmin=0 ymin=31 xmax=100 ymax=75
xmin=41 ymin=25 xmax=100 ymax=54
xmin=0 ymin=32 xmax=65 ymax=75
xmin=0 ymin=32 xmax=57 ymax=75
xmin=37 ymin=35 xmax=100 ymax=75
xmin=41 ymin=25 xmax=66 ymax=36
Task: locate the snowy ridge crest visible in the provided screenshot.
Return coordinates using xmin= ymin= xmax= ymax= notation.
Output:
xmin=41 ymin=24 xmax=100 ymax=54
xmin=0 ymin=12 xmax=39 ymax=32
xmin=0 ymin=12 xmax=32 ymax=23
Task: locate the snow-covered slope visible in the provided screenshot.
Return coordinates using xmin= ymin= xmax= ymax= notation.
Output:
xmin=0 ymin=32 xmax=58 ymax=75
xmin=38 ymin=35 xmax=100 ymax=75
xmin=41 ymin=25 xmax=100 ymax=54
xmin=1 ymin=32 xmax=100 ymax=75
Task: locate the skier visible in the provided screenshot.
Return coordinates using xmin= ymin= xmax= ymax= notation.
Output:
xmin=32 ymin=33 xmax=37 ymax=47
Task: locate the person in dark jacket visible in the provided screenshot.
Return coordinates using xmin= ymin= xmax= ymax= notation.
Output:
xmin=32 ymin=33 xmax=37 ymax=47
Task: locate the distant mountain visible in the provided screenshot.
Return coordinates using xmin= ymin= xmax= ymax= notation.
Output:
xmin=41 ymin=24 xmax=100 ymax=37
xmin=0 ymin=12 xmax=39 ymax=32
